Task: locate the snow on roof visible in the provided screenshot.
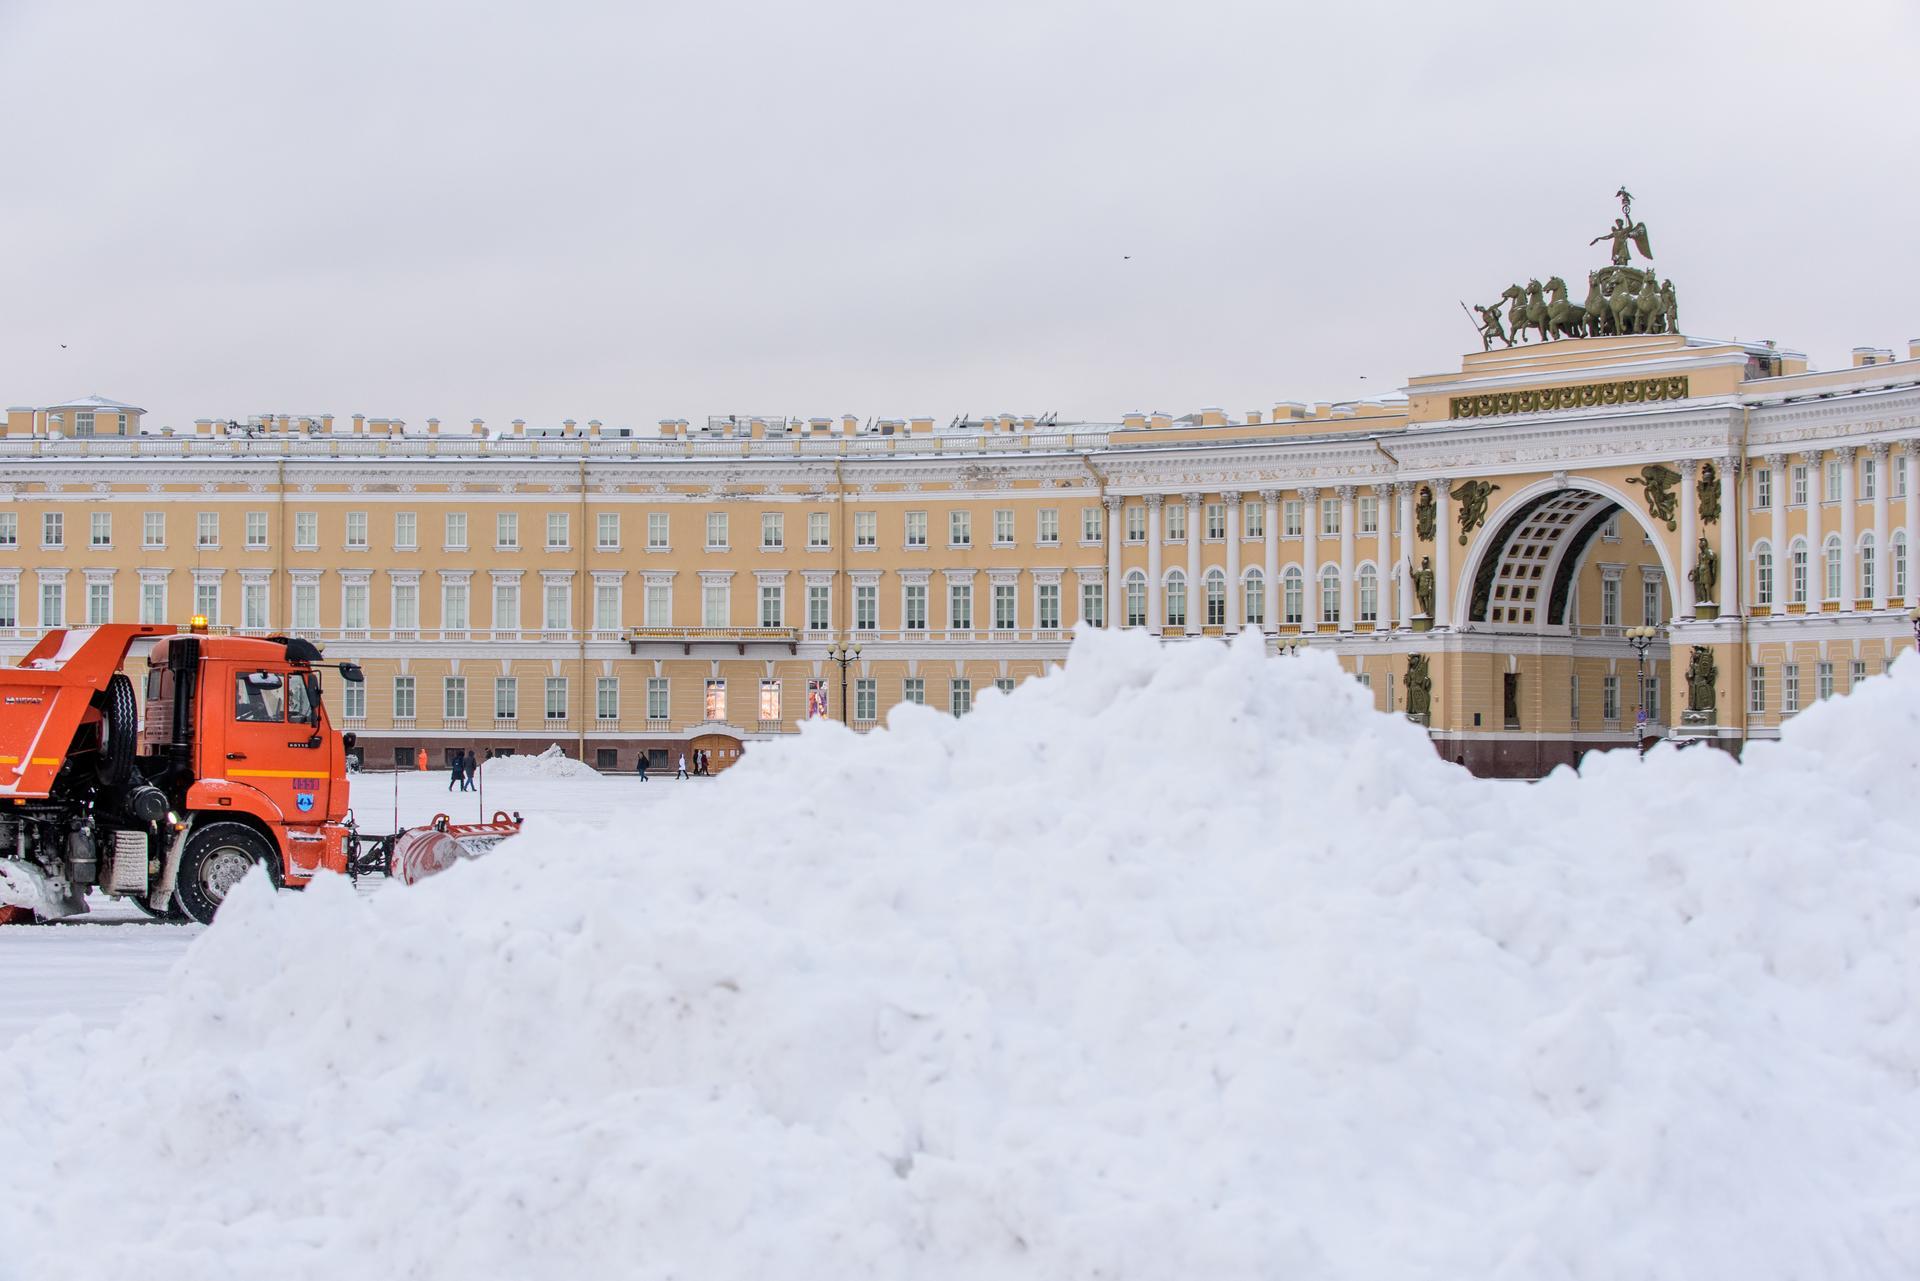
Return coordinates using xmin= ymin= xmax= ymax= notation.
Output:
xmin=41 ymin=394 xmax=144 ymax=413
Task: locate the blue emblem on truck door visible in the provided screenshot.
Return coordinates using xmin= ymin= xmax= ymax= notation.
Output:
xmin=296 ymin=793 xmax=314 ymax=812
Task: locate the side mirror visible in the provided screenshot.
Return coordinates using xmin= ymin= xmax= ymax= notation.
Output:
xmin=342 ymin=731 xmax=357 ymax=750
xmin=338 ymin=662 xmax=365 ymax=684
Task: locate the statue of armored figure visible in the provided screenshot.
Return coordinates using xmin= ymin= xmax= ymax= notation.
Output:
xmin=1406 ymin=654 xmax=1432 ymax=719
xmin=1690 ymin=536 xmax=1719 ymax=604
xmin=1412 ymin=555 xmax=1436 ymax=618
xmin=1415 ymin=486 xmax=1436 ymax=543
xmin=1686 ymin=646 xmax=1718 ymax=713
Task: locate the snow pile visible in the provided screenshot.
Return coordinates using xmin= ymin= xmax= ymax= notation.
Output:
xmin=5 ymin=629 xmax=1920 ymax=1280
xmin=473 ymin=742 xmax=600 ymax=779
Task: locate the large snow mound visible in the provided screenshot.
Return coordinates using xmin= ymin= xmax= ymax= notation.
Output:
xmin=4 ymin=629 xmax=1920 ymax=1280
xmin=473 ymin=742 xmax=601 ymax=778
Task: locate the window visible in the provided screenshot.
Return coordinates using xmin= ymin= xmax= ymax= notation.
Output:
xmin=1748 ymin=665 xmax=1766 ymax=714
xmin=242 ymin=581 xmax=267 ymax=630
xmin=81 ymin=511 xmax=111 ymax=550
xmin=1319 ymin=567 xmax=1340 ymax=623
xmin=646 ymin=677 xmax=669 ymax=720
xmin=758 ymin=580 xmax=783 ymax=628
xmin=1642 ymin=579 xmax=1661 ymax=625
xmin=494 ymin=677 xmax=517 ymax=721
xmin=993 ymin=582 xmax=1016 ymax=630
xmin=1204 ymin=503 xmax=1226 ymax=541
xmin=1823 ymin=535 xmax=1842 ymax=602
xmin=1320 ymin=497 xmax=1340 ymax=537
xmin=196 ymin=512 xmax=219 ymax=548
xmin=758 ymin=679 xmax=781 ymax=723
xmin=545 ymin=677 xmax=568 ymax=721
xmin=647 ymin=512 xmax=669 ymax=549
xmin=242 ymin=511 xmax=267 ymax=550
xmin=445 ymin=676 xmax=467 ymax=722
xmin=141 ymin=512 xmax=163 ymax=548
xmin=1282 ymin=567 xmax=1304 ymax=625
xmin=1791 ymin=464 xmax=1808 ymax=506
xmin=597 ymin=677 xmax=618 ymax=721
xmin=341 ymin=580 xmax=368 ymax=630
xmin=948 ymin=510 xmax=971 ymax=548
xmin=1602 ymin=577 xmax=1620 ymax=627
xmin=1790 ymin=540 xmax=1808 ymax=604
xmin=950 ymin=679 xmax=971 ymax=717
xmin=393 ymin=677 xmax=416 ymax=721
xmin=994 ymin=509 xmax=1015 ymax=545
xmin=0 ymin=581 xmax=16 ymax=628
xmin=342 ymin=680 xmax=366 ymax=721
xmin=644 ymin=579 xmax=670 ymax=626
xmin=1358 ymin=496 xmax=1379 ymax=535
xmin=1283 ymin=500 xmax=1304 ymax=538
xmin=854 ymin=582 xmax=877 ymax=630
xmin=996 ymin=678 xmax=1015 ymax=696
xmin=903 ymin=582 xmax=927 ymax=630
xmin=1204 ymin=570 xmax=1226 ymax=626
xmin=140 ymin=580 xmax=164 ymax=624
xmin=86 ymin=580 xmax=110 ymax=625
xmin=395 ymin=512 xmax=418 ymax=550
xmin=902 ymin=677 xmax=925 ymax=706
xmin=1358 ymin=566 xmax=1379 ymax=623
xmin=1863 ymin=458 xmax=1878 ymax=500
xmin=1244 ymin=570 xmax=1265 ymax=625
xmin=855 ymin=511 xmax=877 ymax=548
xmin=1755 ymin=543 xmax=1774 ymax=607
xmin=1783 ymin=663 xmax=1800 ymax=713
xmin=345 ymin=511 xmax=367 ymax=549
xmin=393 ymin=580 xmax=419 ymax=632
xmin=1165 ymin=571 xmax=1187 ymax=628
xmin=543 ymin=579 xmax=570 ymax=630
xmin=493 ymin=579 xmax=520 ymax=631
xmin=761 ymin=513 xmax=783 ymax=550
xmin=705 ymin=512 xmax=728 ymax=550
xmin=1037 ymin=581 xmax=1060 ymax=629
xmin=295 ymin=512 xmax=318 ymax=549
xmin=702 ymin=579 xmax=729 ymax=627
xmin=293 ymin=580 xmax=318 ymax=631
xmin=1602 ymin=513 xmax=1620 ymax=541
xmin=1851 ymin=660 xmax=1867 ymax=690
xmin=195 ymin=578 xmax=219 ymax=624
xmin=1244 ymin=500 xmax=1264 ymax=539
xmin=854 ymin=678 xmax=877 ymax=721
xmin=1165 ymin=503 xmax=1186 ymax=542
xmin=1895 ymin=533 xmax=1909 ymax=600
xmin=42 ymin=512 xmax=63 ymax=549
xmin=704 ymin=679 xmax=727 ymax=721
xmin=1816 ymin=662 xmax=1834 ymax=701
xmin=1861 ymin=534 xmax=1876 ymax=601
xmin=444 ymin=580 xmax=469 ymax=631
xmin=547 ymin=513 xmax=570 ymax=550
xmin=1755 ymin=467 xmax=1772 ymax=509
xmin=446 ymin=512 xmax=468 ymax=549
xmin=1082 ymin=507 xmax=1103 ymax=544
xmin=909 ymin=512 xmax=932 ymax=548
xmin=497 ymin=512 xmax=520 ymax=549
xmin=594 ymin=581 xmax=620 ymax=631
xmin=948 ymin=581 xmax=973 ymax=631
xmin=1081 ymin=579 xmax=1104 ymax=627
xmin=807 ymin=582 xmax=830 ymax=630
xmin=74 ymin=410 xmax=95 ymax=437
xmin=1125 ymin=505 xmax=1145 ymax=542
xmin=1124 ymin=571 xmax=1147 ymax=627
xmin=1038 ymin=508 xmax=1060 ymax=546
xmin=1825 ymin=459 xmax=1843 ymax=503
xmin=1897 ymin=457 xmax=1910 ymax=498
xmin=1602 ymin=675 xmax=1619 ymax=721
xmin=807 ymin=512 xmax=830 ymax=549
xmin=597 ymin=513 xmax=620 ymax=550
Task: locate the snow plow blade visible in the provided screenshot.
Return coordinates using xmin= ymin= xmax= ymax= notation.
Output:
xmin=358 ymin=812 xmax=523 ymax=886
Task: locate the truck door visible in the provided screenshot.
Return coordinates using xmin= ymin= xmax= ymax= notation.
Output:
xmin=222 ymin=667 xmax=331 ymax=823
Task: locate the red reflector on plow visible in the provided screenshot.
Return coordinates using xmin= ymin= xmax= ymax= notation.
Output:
xmin=388 ymin=812 xmax=523 ymax=887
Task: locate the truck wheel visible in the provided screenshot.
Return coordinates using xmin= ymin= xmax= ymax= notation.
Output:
xmin=96 ymin=673 xmax=138 ymax=786
xmin=173 ymin=823 xmax=281 ymax=924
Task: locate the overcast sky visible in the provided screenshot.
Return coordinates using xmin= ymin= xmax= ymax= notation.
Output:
xmin=2 ymin=0 xmax=1916 ymax=431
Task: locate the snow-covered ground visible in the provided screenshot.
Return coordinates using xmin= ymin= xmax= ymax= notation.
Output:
xmin=4 ymin=630 xmax=1919 ymax=1280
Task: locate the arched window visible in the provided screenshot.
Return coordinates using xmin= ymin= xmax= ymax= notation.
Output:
xmin=1860 ymin=532 xmax=1876 ymax=601
xmin=1357 ymin=564 xmax=1379 ymax=623
xmin=1164 ymin=569 xmax=1187 ymax=628
xmin=1895 ymin=531 xmax=1909 ymax=601
xmin=1124 ymin=570 xmax=1147 ymax=628
xmin=1319 ymin=566 xmax=1340 ymax=624
xmin=1754 ymin=541 xmax=1774 ymax=607
xmin=1823 ymin=534 xmax=1843 ymax=602
xmin=1282 ymin=566 xmax=1304 ymax=625
xmin=1203 ymin=568 xmax=1226 ymax=627
xmin=1790 ymin=538 xmax=1808 ymax=604
xmin=1243 ymin=568 xmax=1265 ymax=627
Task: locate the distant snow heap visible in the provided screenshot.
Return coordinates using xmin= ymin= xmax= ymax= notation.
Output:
xmin=4 ymin=629 xmax=1920 ymax=1280
xmin=474 ymin=742 xmax=600 ymax=779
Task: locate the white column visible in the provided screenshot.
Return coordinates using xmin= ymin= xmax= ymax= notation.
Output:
xmin=1432 ymin=480 xmax=1453 ymax=629
xmin=1145 ymin=494 xmax=1163 ymax=633
xmin=1223 ymin=491 xmax=1242 ymax=629
xmin=1337 ymin=485 xmax=1356 ymax=633
xmin=1805 ymin=450 xmax=1824 ymax=607
xmin=1374 ymin=483 xmax=1394 ymax=630
xmin=1677 ymin=458 xmax=1698 ymax=618
xmin=1300 ymin=487 xmax=1320 ymax=631
xmin=1261 ymin=489 xmax=1281 ymax=634
xmin=1766 ymin=453 xmax=1788 ymax=609
xmin=1103 ymin=496 xmax=1123 ymax=626
xmin=1396 ymin=481 xmax=1416 ymax=626
xmin=1717 ymin=457 xmax=1739 ymax=611
xmin=1184 ymin=492 xmax=1202 ymax=633
xmin=1906 ymin=443 xmax=1920 ymax=604
xmin=1870 ymin=443 xmax=1890 ymax=611
xmin=1835 ymin=446 xmax=1856 ymax=610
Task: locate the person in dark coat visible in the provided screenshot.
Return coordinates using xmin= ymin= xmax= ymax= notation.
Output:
xmin=448 ymin=751 xmax=464 ymax=791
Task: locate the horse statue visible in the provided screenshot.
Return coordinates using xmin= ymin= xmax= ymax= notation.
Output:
xmin=1502 ymin=280 xmax=1551 ymax=344
xmin=1608 ymin=275 xmax=1642 ymax=336
xmin=1544 ymin=276 xmax=1587 ymax=339
xmin=1583 ymin=271 xmax=1612 ymax=337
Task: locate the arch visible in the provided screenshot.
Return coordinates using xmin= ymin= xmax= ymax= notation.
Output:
xmin=1203 ymin=567 xmax=1227 ymax=627
xmin=1281 ymin=565 xmax=1305 ymax=625
xmin=1451 ymin=475 xmax=1681 ymax=629
xmin=1164 ymin=568 xmax=1187 ymax=628
xmin=1123 ymin=569 xmax=1147 ymax=628
xmin=1356 ymin=561 xmax=1380 ymax=623
xmin=1752 ymin=539 xmax=1775 ymax=608
xmin=1317 ymin=563 xmax=1341 ymax=625
xmin=1241 ymin=567 xmax=1266 ymax=626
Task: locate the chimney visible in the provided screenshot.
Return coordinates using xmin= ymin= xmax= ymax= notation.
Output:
xmin=658 ymin=418 xmax=678 ymax=437
xmin=195 ymin=418 xmax=215 ymax=436
xmin=842 ymin=414 xmax=859 ymax=436
xmin=588 ymin=419 xmax=603 ymax=438
xmin=563 ymin=418 xmax=577 ymax=436
xmin=471 ymin=418 xmax=487 ymax=436
xmin=1247 ymin=410 xmax=1263 ymax=424
xmin=511 ymin=419 xmax=526 ymax=436
xmin=427 ymin=417 xmax=441 ymax=435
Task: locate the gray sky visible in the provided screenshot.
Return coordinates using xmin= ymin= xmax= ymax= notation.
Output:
xmin=3 ymin=0 xmax=1916 ymax=432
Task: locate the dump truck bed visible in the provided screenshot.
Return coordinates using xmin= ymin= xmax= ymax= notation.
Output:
xmin=0 ymin=625 xmax=173 ymax=798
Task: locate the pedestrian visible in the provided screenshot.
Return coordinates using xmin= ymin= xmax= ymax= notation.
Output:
xmin=676 ymin=752 xmax=688 ymax=780
xmin=447 ymin=750 xmax=463 ymax=791
xmin=635 ymin=753 xmax=649 ymax=782
xmin=462 ymin=749 xmax=478 ymax=791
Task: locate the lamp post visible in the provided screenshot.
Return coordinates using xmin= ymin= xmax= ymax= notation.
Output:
xmin=826 ymin=638 xmax=862 ymax=726
xmin=1625 ymin=624 xmax=1660 ymax=754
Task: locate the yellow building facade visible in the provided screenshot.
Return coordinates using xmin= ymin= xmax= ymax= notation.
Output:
xmin=3 ymin=329 xmax=1916 ymax=777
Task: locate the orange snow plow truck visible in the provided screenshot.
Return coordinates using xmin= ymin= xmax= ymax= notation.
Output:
xmin=0 ymin=624 xmax=516 ymax=925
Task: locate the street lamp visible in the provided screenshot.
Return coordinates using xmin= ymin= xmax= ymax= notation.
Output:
xmin=1624 ymin=624 xmax=1660 ymax=753
xmin=826 ymin=638 xmax=862 ymax=726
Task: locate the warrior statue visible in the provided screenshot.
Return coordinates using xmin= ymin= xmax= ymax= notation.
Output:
xmin=1413 ymin=555 xmax=1436 ymax=618
xmin=1451 ymin=479 xmax=1500 ymax=545
xmin=1686 ymin=646 xmax=1718 ymax=713
xmin=1661 ymin=279 xmax=1679 ymax=335
xmin=1466 ymin=300 xmax=1509 ymax=351
xmin=1690 ymin=537 xmax=1719 ymax=603
xmin=1406 ymin=654 xmax=1432 ymax=719
xmin=1626 ymin=463 xmax=1682 ymax=531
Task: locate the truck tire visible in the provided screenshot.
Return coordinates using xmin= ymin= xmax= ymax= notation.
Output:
xmin=172 ymin=823 xmax=281 ymax=925
xmin=96 ymin=673 xmax=137 ymax=786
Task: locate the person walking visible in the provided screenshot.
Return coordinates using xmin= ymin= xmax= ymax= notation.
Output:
xmin=676 ymin=752 xmax=688 ymax=780
xmin=447 ymin=750 xmax=464 ymax=791
xmin=462 ymin=749 xmax=478 ymax=791
xmin=635 ymin=753 xmax=649 ymax=782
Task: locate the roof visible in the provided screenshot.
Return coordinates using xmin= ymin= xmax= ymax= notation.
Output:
xmin=41 ymin=394 xmax=144 ymax=413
